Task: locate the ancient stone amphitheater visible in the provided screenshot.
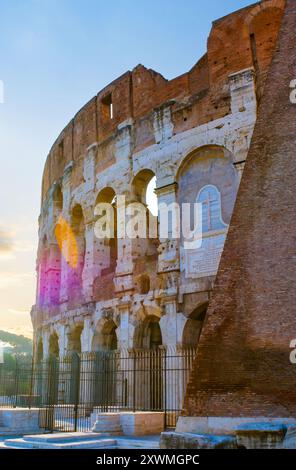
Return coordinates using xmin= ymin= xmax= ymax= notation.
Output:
xmin=30 ymin=0 xmax=285 ymax=432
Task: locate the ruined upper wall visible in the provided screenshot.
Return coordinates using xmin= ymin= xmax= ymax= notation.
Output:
xmin=41 ymin=0 xmax=284 ymax=203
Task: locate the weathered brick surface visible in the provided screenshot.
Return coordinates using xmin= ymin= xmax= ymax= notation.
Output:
xmin=41 ymin=1 xmax=284 ymax=202
xmin=183 ymin=0 xmax=296 ymax=418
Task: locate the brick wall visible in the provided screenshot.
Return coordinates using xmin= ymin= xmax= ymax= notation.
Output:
xmin=182 ymin=0 xmax=296 ymax=418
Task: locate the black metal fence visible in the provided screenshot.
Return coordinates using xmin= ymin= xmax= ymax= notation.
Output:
xmin=0 ymin=347 xmax=196 ymax=431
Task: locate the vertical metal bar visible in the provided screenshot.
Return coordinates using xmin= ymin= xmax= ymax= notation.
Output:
xmin=73 ymin=353 xmax=81 ymax=433
xmin=13 ymin=356 xmax=19 ymax=408
xmin=133 ymin=350 xmax=136 ymax=413
xmin=164 ymin=347 xmax=167 ymax=428
xmin=28 ymin=355 xmax=34 ymax=409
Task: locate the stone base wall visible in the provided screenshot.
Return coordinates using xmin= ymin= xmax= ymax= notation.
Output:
xmin=0 ymin=408 xmax=41 ymax=434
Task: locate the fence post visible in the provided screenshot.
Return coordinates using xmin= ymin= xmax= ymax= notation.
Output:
xmin=163 ymin=347 xmax=167 ymax=428
xmin=28 ymin=356 xmax=34 ymax=410
xmin=13 ymin=356 xmax=19 ymax=408
xmin=133 ymin=350 xmax=136 ymax=413
xmin=72 ymin=353 xmax=81 ymax=432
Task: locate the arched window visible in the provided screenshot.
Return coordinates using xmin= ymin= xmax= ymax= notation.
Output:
xmin=182 ymin=304 xmax=208 ymax=349
xmin=67 ymin=325 xmax=83 ymax=354
xmin=49 ymin=332 xmax=59 ymax=358
xmin=70 ymin=204 xmax=85 ymax=303
xmin=92 ymin=319 xmax=118 ymax=352
xmin=197 ymin=185 xmax=226 ymax=233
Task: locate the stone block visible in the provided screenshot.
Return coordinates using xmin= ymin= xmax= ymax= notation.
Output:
xmin=91 ymin=412 xmax=122 ymax=435
xmin=235 ymin=423 xmax=287 ymax=449
xmin=0 ymin=408 xmax=41 ymax=434
xmin=120 ymin=412 xmax=164 ymax=436
xmin=160 ymin=432 xmax=237 ymax=449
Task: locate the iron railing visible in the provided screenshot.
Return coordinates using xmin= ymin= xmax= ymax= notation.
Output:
xmin=0 ymin=347 xmax=196 ymax=431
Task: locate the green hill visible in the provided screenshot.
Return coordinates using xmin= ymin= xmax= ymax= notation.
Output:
xmin=0 ymin=330 xmax=33 ymax=355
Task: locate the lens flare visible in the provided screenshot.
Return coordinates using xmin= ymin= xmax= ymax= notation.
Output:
xmin=54 ymin=217 xmax=78 ymax=269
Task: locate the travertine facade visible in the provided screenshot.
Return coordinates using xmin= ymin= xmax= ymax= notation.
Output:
xmin=31 ymin=0 xmax=284 ymax=383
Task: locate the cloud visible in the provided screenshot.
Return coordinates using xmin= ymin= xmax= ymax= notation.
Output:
xmin=0 ymin=225 xmax=35 ymax=259
xmin=0 ymin=272 xmax=34 ymax=290
xmin=0 ymin=229 xmax=15 ymax=254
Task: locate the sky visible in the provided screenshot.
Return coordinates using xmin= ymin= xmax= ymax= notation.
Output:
xmin=0 ymin=0 xmax=252 ymax=338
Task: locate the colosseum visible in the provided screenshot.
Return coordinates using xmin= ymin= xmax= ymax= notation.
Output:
xmin=31 ymin=0 xmax=285 ymax=432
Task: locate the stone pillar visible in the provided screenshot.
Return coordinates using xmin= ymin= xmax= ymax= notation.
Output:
xmin=55 ymin=324 xmax=68 ymax=357
xmin=80 ymin=317 xmax=93 ymax=352
xmin=229 ymin=68 xmax=257 ymax=183
xmin=82 ymin=221 xmax=96 ymax=302
xmin=117 ymin=301 xmax=132 ymax=350
xmin=42 ymin=329 xmax=50 ymax=359
xmin=229 ymin=68 xmax=257 ymax=116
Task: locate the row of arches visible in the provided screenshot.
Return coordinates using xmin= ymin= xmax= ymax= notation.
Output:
xmin=37 ymin=170 xmax=158 ymax=309
xmin=36 ymin=304 xmax=208 ymax=361
xmin=37 ymin=144 xmax=239 ymax=309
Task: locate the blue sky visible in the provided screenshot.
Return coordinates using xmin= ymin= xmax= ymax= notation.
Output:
xmin=0 ymin=0 xmax=252 ymax=336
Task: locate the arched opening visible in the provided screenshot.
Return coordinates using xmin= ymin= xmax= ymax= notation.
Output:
xmin=131 ymin=171 xmax=159 ymax=293
xmin=93 ymin=188 xmax=117 ymax=301
xmin=67 ymin=325 xmax=83 ymax=354
xmin=91 ymin=319 xmax=118 ymax=407
xmin=182 ymin=304 xmax=208 ymax=349
xmin=38 ymin=235 xmax=48 ymax=307
xmin=49 ymin=332 xmax=59 ymax=358
xmin=92 ymin=319 xmax=118 ymax=352
xmin=134 ymin=315 xmax=162 ymax=350
xmin=177 ymin=146 xmax=238 ymax=281
xmin=70 ymin=204 xmax=85 ymax=303
xmin=132 ymin=169 xmax=157 ymax=214
xmin=47 ymin=184 xmax=63 ymax=308
xmin=133 ymin=315 xmax=163 ymax=410
xmin=53 ymin=184 xmax=63 ymax=214
xmin=36 ymin=339 xmax=43 ymax=362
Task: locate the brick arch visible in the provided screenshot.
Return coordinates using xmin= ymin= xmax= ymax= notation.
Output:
xmin=244 ymin=0 xmax=285 ymax=28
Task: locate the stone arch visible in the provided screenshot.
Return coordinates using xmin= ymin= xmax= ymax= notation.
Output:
xmin=131 ymin=170 xmax=159 ymax=293
xmin=69 ymin=203 xmax=85 ymax=303
xmin=49 ymin=331 xmax=59 ymax=358
xmin=176 ymin=145 xmax=238 ymax=228
xmin=132 ymin=169 xmax=156 ymax=208
xmin=38 ymin=235 xmax=49 ymax=307
xmin=93 ymin=187 xmax=117 ymax=300
xmin=177 ymin=145 xmax=238 ymax=281
xmin=92 ymin=318 xmax=118 ymax=352
xmin=52 ymin=183 xmax=63 ymax=214
xmin=134 ymin=314 xmax=163 ymax=350
xmin=176 ymin=144 xmax=235 ymax=181
xmin=67 ymin=324 xmax=83 ymax=354
xmin=182 ymin=303 xmax=208 ymax=349
xmin=96 ymin=186 xmax=116 ymax=204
